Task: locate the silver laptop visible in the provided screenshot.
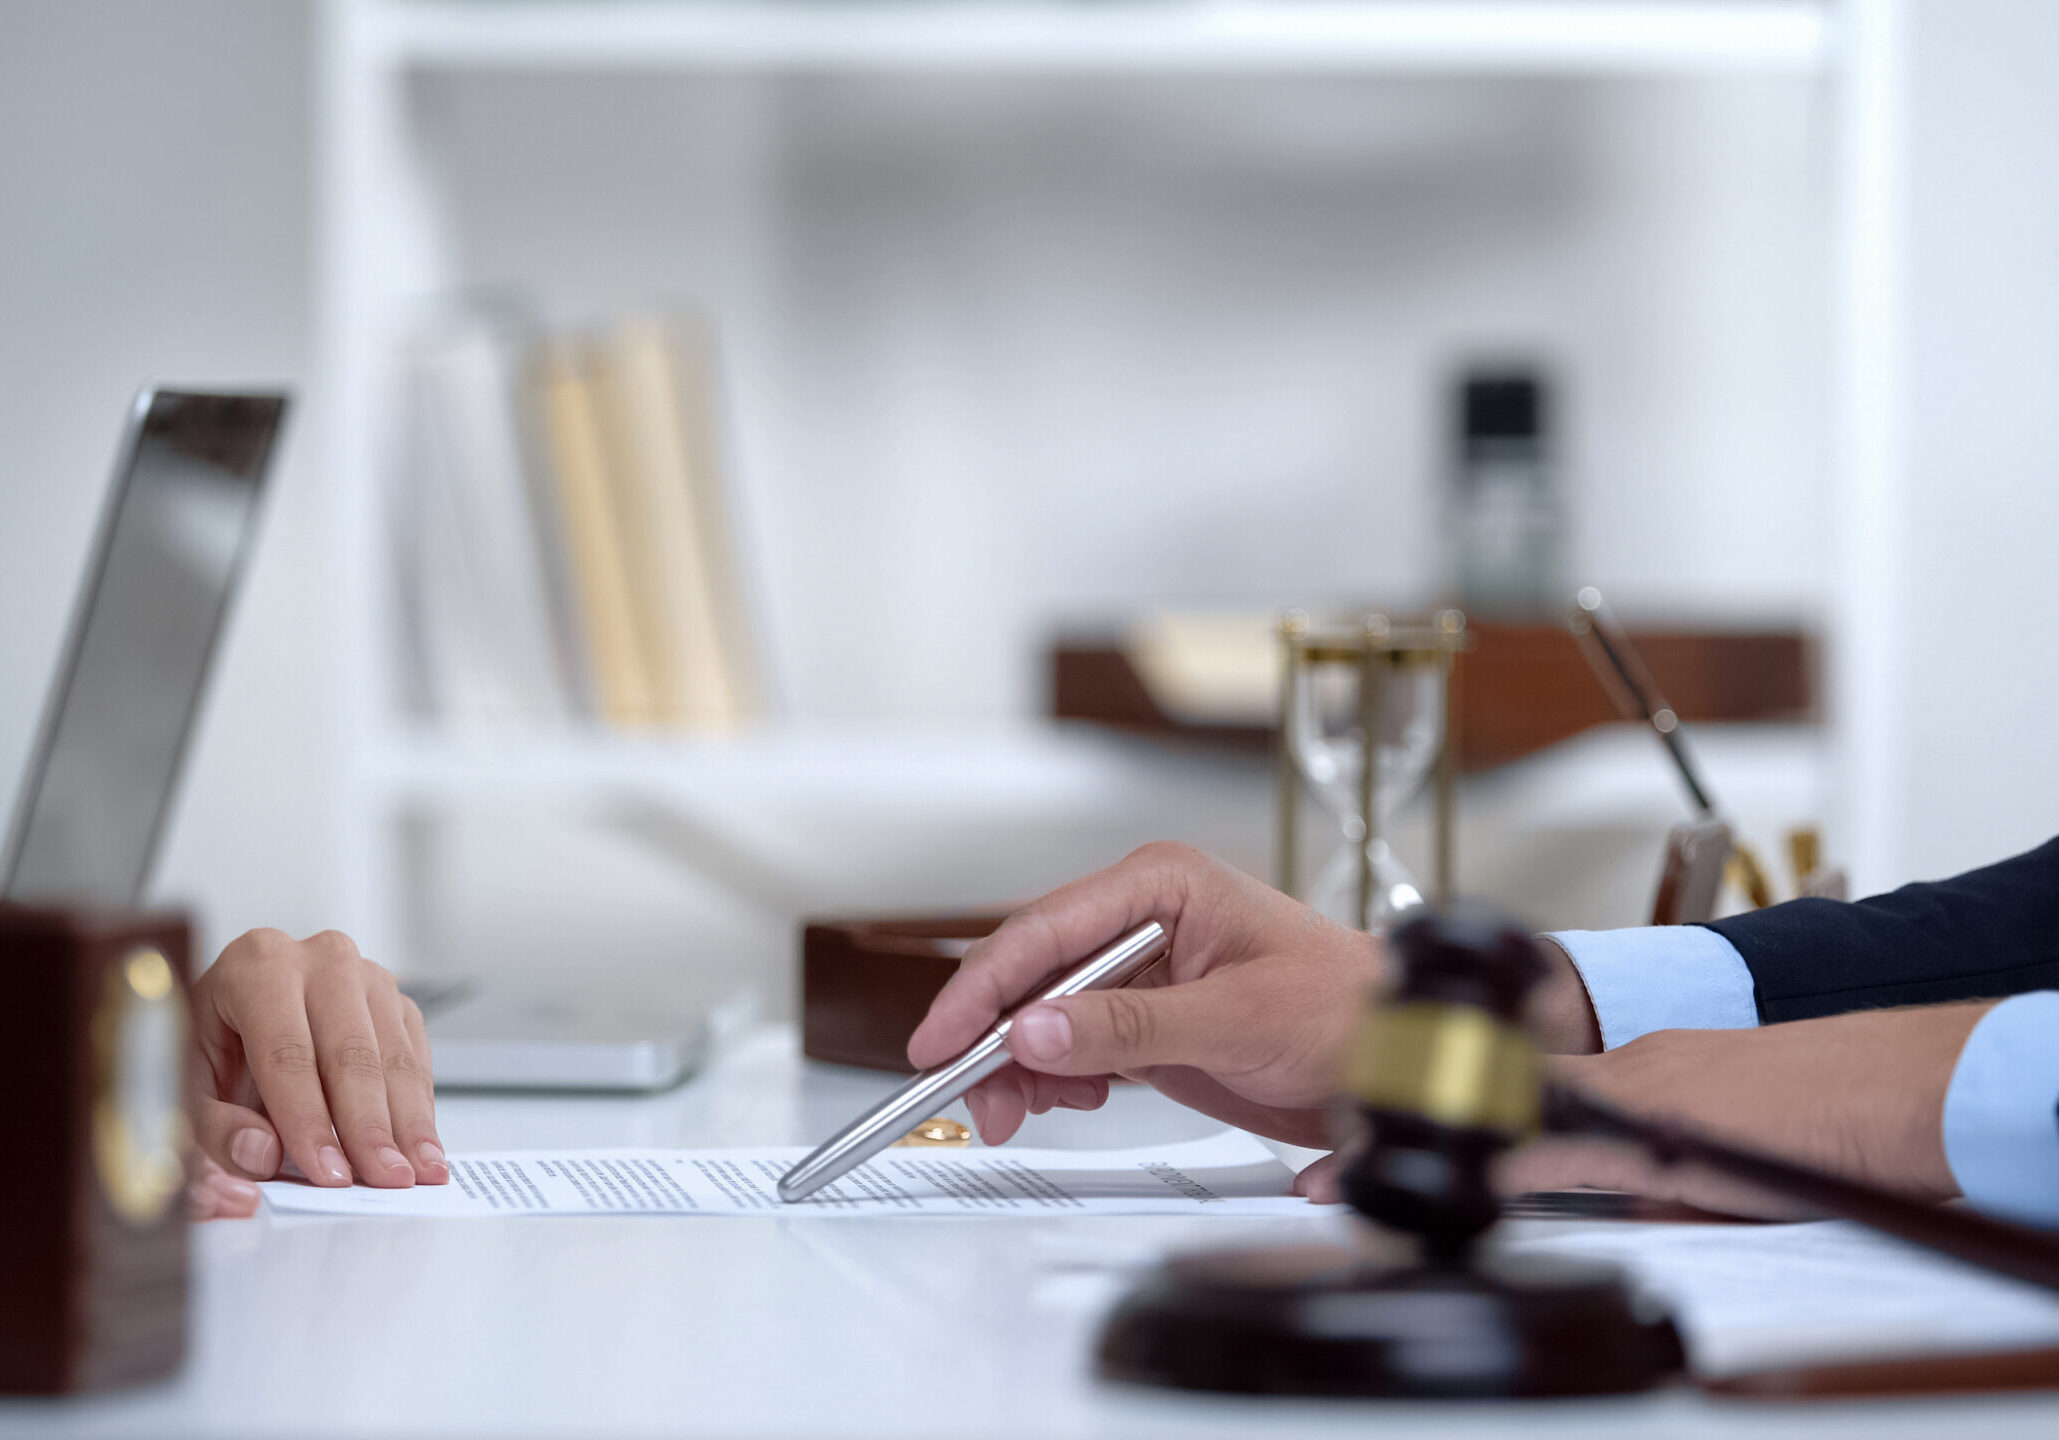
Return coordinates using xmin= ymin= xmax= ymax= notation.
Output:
xmin=4 ymin=387 xmax=707 ymax=1093
xmin=414 ymin=986 xmax=710 ymax=1092
xmin=3 ymin=389 xmax=285 ymax=906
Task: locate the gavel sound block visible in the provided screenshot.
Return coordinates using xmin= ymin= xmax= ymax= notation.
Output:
xmin=0 ymin=903 xmax=191 ymax=1394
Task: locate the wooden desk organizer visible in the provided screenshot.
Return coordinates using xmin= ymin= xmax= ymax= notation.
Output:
xmin=0 ymin=903 xmax=191 ymax=1394
xmin=801 ymin=914 xmax=1005 ymax=1073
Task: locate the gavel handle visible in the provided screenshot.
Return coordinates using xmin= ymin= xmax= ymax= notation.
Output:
xmin=1542 ymin=1083 xmax=2059 ymax=1294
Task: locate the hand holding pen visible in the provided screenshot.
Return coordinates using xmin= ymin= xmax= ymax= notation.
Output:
xmin=904 ymin=844 xmax=1400 ymax=1153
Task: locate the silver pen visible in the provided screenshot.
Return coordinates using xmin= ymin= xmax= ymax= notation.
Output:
xmin=776 ymin=921 xmax=1170 ymax=1203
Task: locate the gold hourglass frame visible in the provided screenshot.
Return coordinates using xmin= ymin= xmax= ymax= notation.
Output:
xmin=1274 ymin=610 xmax=1466 ymax=929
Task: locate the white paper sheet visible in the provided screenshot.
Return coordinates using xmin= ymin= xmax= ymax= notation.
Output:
xmin=259 ymin=1131 xmax=1315 ymax=1220
xmin=1505 ymin=1217 xmax=2059 ymax=1376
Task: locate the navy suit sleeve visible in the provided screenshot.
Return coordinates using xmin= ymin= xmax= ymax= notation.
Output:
xmin=1702 ymin=835 xmax=2059 ymax=1024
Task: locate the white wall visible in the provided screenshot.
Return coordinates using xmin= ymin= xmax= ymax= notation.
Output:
xmin=0 ymin=0 xmax=324 ymax=954
xmin=1892 ymin=0 xmax=2059 ymax=882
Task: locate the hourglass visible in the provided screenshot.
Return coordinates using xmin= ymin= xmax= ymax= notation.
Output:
xmin=1274 ymin=611 xmax=1464 ymax=931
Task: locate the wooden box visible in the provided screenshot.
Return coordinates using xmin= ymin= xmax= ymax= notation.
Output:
xmin=801 ymin=915 xmax=1005 ymax=1073
xmin=0 ymin=903 xmax=191 ymax=1394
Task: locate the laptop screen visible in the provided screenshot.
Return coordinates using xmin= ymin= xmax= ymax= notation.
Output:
xmin=2 ymin=390 xmax=287 ymax=907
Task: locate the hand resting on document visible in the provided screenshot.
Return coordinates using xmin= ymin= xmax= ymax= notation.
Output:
xmin=185 ymin=928 xmax=447 ymax=1220
xmin=1477 ymin=1003 xmax=1990 ymax=1219
xmin=910 ymin=842 xmax=1977 ymax=1220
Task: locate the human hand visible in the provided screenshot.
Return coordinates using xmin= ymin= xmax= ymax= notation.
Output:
xmin=1297 ymin=1002 xmax=1990 ymax=1215
xmin=188 ymin=1154 xmax=260 ymax=1221
xmin=909 ymin=844 xmax=1605 ymax=1154
xmin=186 ymin=928 xmax=447 ymax=1212
xmin=907 ymin=844 xmax=1382 ymax=1149
xmin=1499 ymin=1004 xmax=1988 ymax=1217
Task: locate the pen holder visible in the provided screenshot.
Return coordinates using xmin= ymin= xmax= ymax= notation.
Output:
xmin=0 ymin=902 xmax=193 ymax=1394
xmin=800 ymin=914 xmax=1005 ymax=1073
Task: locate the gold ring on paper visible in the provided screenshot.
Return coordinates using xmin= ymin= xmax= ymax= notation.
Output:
xmin=895 ymin=1117 xmax=974 ymax=1147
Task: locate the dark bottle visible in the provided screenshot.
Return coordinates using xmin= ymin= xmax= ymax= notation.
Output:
xmin=1446 ymin=368 xmax=1563 ymax=619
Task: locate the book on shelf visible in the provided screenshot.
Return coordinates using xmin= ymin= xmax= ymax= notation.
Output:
xmin=398 ymin=309 xmax=590 ymax=729
xmin=593 ymin=314 xmax=758 ymax=731
xmin=537 ymin=337 xmax=657 ymax=727
xmin=395 ymin=302 xmax=762 ymax=734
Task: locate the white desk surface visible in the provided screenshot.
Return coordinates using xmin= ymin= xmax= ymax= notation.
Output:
xmin=8 ymin=1024 xmax=2059 ymax=1439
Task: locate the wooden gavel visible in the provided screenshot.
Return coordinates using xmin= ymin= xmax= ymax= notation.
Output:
xmin=1098 ymin=905 xmax=2059 ymax=1399
xmin=1347 ymin=906 xmax=2059 ymax=1291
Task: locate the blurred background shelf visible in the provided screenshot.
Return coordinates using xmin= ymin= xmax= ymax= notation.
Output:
xmin=15 ymin=2 xmax=2058 ymax=1039
xmin=358 ymin=716 xmax=1829 ymax=1017
xmin=369 ymin=1 xmax=1832 ymax=75
xmin=314 ymin=0 xmax=1889 ymax=1016
xmin=367 ymin=723 xmax=1193 ymax=815
xmin=1051 ymin=620 xmax=1813 ymax=768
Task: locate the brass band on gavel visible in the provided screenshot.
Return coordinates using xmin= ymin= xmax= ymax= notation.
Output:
xmin=1274 ymin=610 xmax=1467 ymax=929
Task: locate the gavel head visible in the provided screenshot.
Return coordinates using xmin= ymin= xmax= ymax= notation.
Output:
xmin=1338 ymin=905 xmax=1545 ymax=1262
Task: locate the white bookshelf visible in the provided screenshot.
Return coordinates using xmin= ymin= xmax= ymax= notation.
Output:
xmin=369 ymin=724 xmax=1187 ymax=816
xmin=369 ymin=1 xmax=1830 ymax=74
xmin=317 ymin=0 xmax=1900 ymax=968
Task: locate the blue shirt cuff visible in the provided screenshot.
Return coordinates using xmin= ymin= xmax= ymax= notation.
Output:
xmin=1544 ymin=927 xmax=1760 ymax=1050
xmin=1943 ymin=991 xmax=2059 ymax=1227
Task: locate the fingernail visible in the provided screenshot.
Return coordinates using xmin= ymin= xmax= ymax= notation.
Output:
xmin=966 ymin=1090 xmax=989 ymax=1135
xmin=216 ymin=1177 xmax=260 ymax=1205
xmin=378 ymin=1146 xmax=411 ymax=1177
xmin=230 ymin=1127 xmax=278 ymax=1176
xmin=316 ymin=1145 xmax=352 ymax=1185
xmin=1013 ymin=1005 xmax=1071 ymax=1063
xmin=417 ymin=1141 xmax=448 ymax=1177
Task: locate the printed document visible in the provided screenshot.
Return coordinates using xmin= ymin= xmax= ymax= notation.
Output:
xmin=260 ymin=1131 xmax=1312 ymax=1219
xmin=1507 ymin=1218 xmax=2059 ymax=1376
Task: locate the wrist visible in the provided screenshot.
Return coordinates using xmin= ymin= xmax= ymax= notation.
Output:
xmin=1528 ymin=935 xmax=1602 ymax=1055
xmin=1854 ymin=1002 xmax=1995 ymax=1203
